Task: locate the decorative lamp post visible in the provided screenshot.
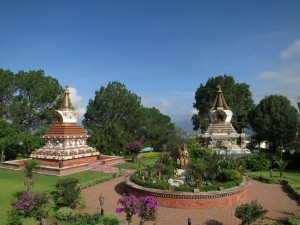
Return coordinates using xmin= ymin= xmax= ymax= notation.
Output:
xmin=99 ymin=193 xmax=104 ymax=216
xmin=58 ymin=156 xmax=62 ymax=168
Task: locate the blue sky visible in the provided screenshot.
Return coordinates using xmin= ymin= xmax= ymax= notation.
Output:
xmin=1 ymin=0 xmax=300 ymax=128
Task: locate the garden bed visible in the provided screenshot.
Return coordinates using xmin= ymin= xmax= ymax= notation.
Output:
xmin=125 ymin=175 xmax=250 ymax=208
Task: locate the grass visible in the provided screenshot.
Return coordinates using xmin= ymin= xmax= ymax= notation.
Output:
xmin=114 ymin=152 xmax=161 ymax=170
xmin=246 ymin=170 xmax=300 ymax=202
xmin=0 ymin=168 xmax=115 ymax=225
xmin=246 ymin=170 xmax=300 ymax=185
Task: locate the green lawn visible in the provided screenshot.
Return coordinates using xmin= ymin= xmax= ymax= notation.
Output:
xmin=0 ymin=168 xmax=113 ymax=225
xmin=247 ymin=170 xmax=300 ymax=185
xmin=114 ymin=152 xmax=161 ymax=170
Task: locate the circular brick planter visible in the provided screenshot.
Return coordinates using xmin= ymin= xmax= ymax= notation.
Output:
xmin=125 ymin=176 xmax=250 ymax=208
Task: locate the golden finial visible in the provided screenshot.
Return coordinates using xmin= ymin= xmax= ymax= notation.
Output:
xmin=61 ymin=85 xmax=74 ymax=110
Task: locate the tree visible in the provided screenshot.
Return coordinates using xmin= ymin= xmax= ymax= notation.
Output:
xmin=137 ymin=107 xmax=176 ymax=151
xmin=248 ymin=95 xmax=299 ymax=152
xmin=0 ymin=69 xmax=15 ymax=119
xmin=7 ymin=70 xmax=63 ymax=134
xmin=24 ymin=160 xmax=40 ymax=191
xmin=127 ymin=140 xmax=142 ymax=162
xmin=192 ymin=75 xmax=255 ymax=132
xmin=275 ymin=159 xmax=289 ymax=178
xmin=83 ymin=82 xmax=143 ymax=154
xmin=88 ymin=122 xmax=128 ymax=155
xmin=0 ymin=120 xmax=44 ymax=160
xmin=83 ymin=81 xmax=142 ymax=134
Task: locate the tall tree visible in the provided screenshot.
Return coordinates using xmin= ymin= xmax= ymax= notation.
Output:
xmin=137 ymin=107 xmax=176 ymax=151
xmin=0 ymin=69 xmax=15 ymax=119
xmin=192 ymin=75 xmax=255 ymax=132
xmin=248 ymin=95 xmax=299 ymax=152
xmin=8 ymin=70 xmax=63 ymax=134
xmin=83 ymin=81 xmax=142 ymax=153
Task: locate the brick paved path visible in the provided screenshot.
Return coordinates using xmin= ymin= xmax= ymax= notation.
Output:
xmin=81 ymin=174 xmax=300 ymax=225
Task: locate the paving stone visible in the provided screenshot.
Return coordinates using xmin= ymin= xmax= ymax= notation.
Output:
xmin=81 ymin=167 xmax=300 ymax=225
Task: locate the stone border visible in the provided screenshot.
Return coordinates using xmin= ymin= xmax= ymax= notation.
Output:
xmin=125 ymin=176 xmax=250 ymax=208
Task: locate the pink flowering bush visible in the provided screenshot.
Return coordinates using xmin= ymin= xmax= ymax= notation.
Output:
xmin=137 ymin=196 xmax=159 ymax=224
xmin=116 ymin=194 xmax=159 ymax=225
xmin=116 ymin=194 xmax=138 ymax=224
xmin=10 ymin=191 xmax=50 ymax=222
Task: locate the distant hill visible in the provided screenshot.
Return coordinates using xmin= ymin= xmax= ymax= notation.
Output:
xmin=174 ymin=119 xmax=195 ymax=133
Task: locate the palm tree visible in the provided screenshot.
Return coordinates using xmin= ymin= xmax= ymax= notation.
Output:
xmin=275 ymin=159 xmax=289 ymax=178
xmin=23 ymin=160 xmax=39 ymax=191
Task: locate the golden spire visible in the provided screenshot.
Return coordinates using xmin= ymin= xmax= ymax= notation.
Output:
xmin=61 ymin=85 xmax=74 ymax=110
xmin=211 ymin=84 xmax=231 ymax=110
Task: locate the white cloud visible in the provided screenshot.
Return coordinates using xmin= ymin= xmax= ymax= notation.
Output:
xmin=68 ymin=87 xmax=86 ymax=121
xmin=157 ymin=99 xmax=177 ymax=113
xmin=255 ymin=38 xmax=300 ymax=109
xmin=141 ymin=96 xmax=151 ymax=107
xmin=189 ymin=108 xmax=198 ymax=116
xmin=280 ymin=38 xmax=300 ymax=60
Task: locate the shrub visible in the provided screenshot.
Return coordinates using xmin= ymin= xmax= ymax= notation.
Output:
xmin=217 ymin=169 xmax=240 ymax=182
xmin=73 ymin=213 xmax=102 ymax=225
xmin=137 ymin=196 xmax=159 ymax=223
xmin=287 ymin=215 xmax=300 ymax=225
xmin=55 ymin=207 xmax=81 ymax=221
xmin=235 ymin=200 xmax=268 ymax=225
xmin=7 ymin=210 xmax=22 ymax=225
xmin=116 ymin=194 xmax=138 ymax=224
xmin=130 ymin=174 xmax=169 ymax=190
xmin=52 ymin=177 xmax=81 ymax=209
xmin=99 ymin=214 xmax=120 ymax=225
xmin=244 ymin=154 xmax=271 ymax=171
xmin=10 ymin=191 xmax=50 ymax=222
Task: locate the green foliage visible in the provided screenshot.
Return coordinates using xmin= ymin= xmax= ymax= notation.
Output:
xmin=73 ymin=213 xmax=102 ymax=225
xmin=287 ymin=215 xmax=300 ymax=225
xmin=219 ymin=157 xmax=246 ymax=174
xmin=243 ymin=154 xmax=271 ymax=171
xmin=188 ymin=152 xmax=220 ymax=181
xmin=235 ymin=200 xmax=268 ymax=225
xmin=275 ymin=159 xmax=289 ymax=178
xmin=23 ymin=160 xmax=40 ymax=192
xmin=24 ymin=160 xmax=40 ymax=178
xmin=137 ymin=107 xmax=177 ymax=151
xmin=7 ymin=70 xmax=63 ymax=134
xmin=248 ymin=95 xmax=299 ymax=152
xmin=55 ymin=207 xmax=81 ymax=222
xmin=176 ymin=177 xmax=243 ymax=192
xmin=192 ymin=75 xmax=255 ymax=132
xmin=0 ymin=69 xmax=15 ymax=119
xmin=52 ymin=177 xmax=81 ymax=209
xmin=130 ymin=173 xmax=170 ymax=190
xmin=217 ymin=169 xmax=241 ymax=182
xmin=83 ymin=81 xmax=180 ymax=155
xmin=7 ymin=210 xmax=22 ymax=225
xmin=83 ymin=81 xmax=142 ymax=154
xmin=98 ymin=214 xmax=120 ymax=225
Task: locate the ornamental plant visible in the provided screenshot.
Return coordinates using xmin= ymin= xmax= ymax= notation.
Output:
xmin=10 ymin=191 xmax=50 ymax=223
xmin=116 ymin=194 xmax=159 ymax=225
xmin=52 ymin=177 xmax=81 ymax=209
xmin=137 ymin=196 xmax=159 ymax=225
xmin=116 ymin=194 xmax=138 ymax=224
xmin=235 ymin=200 xmax=268 ymax=225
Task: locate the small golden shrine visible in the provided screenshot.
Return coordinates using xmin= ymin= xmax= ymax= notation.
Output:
xmin=177 ymin=143 xmax=190 ymax=169
xmin=30 ymin=86 xmax=99 ymax=174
